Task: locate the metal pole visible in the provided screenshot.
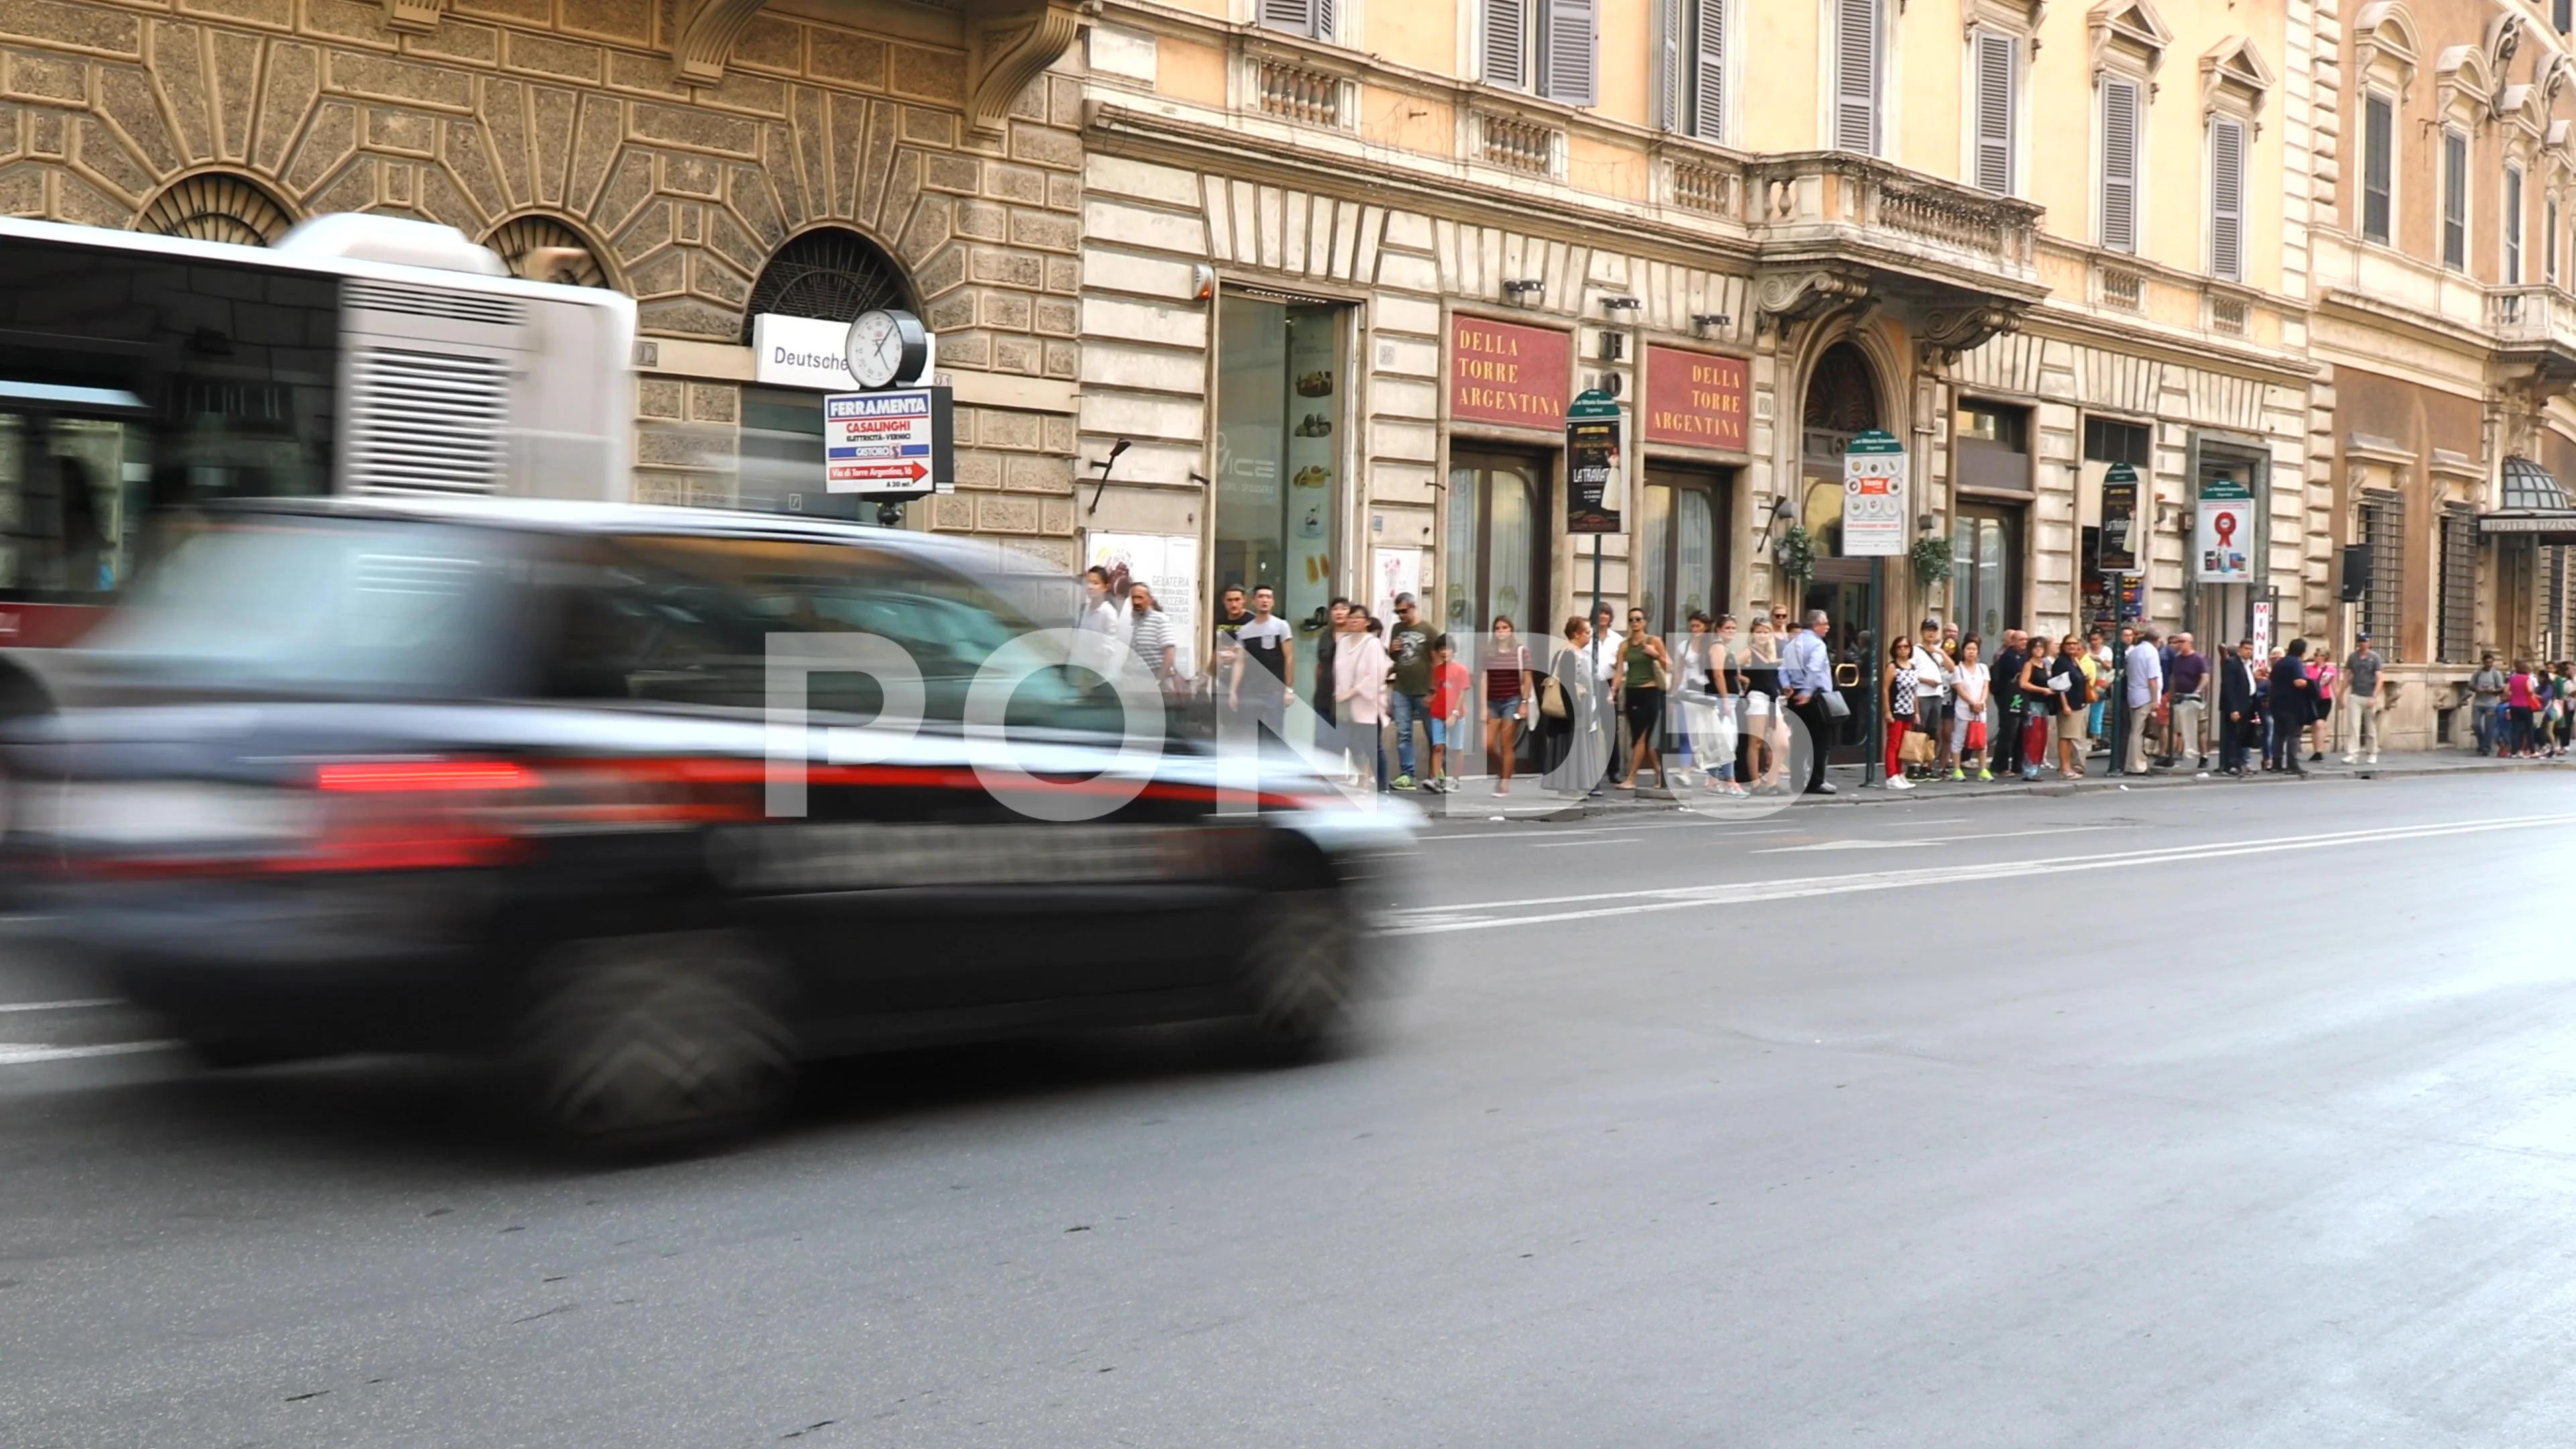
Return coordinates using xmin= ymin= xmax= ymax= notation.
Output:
xmin=1866 ymin=554 xmax=1883 ymax=786
xmin=1590 ymin=533 xmax=1603 ymax=634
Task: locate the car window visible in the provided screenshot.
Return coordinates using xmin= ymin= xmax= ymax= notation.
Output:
xmin=536 ymin=533 xmax=1114 ymax=729
xmin=81 ymin=517 xmax=524 ymax=697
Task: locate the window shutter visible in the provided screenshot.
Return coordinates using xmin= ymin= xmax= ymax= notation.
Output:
xmin=1260 ymin=0 xmax=1314 ymax=36
xmin=2100 ymin=76 xmax=2139 ymax=252
xmin=1483 ymin=0 xmax=1525 ymax=88
xmin=2362 ymin=95 xmax=2394 ymax=244
xmin=1833 ymin=0 xmax=1878 ymax=154
xmin=2443 ymin=129 xmax=2468 ymax=270
xmin=2209 ymin=115 xmax=2244 ymax=282
xmin=1540 ymin=0 xmax=1597 ymax=107
xmin=1654 ymin=0 xmax=1682 ymax=131
xmin=1690 ymin=0 xmax=1726 ymax=141
xmin=1972 ymin=30 xmax=2015 ymax=195
xmin=1313 ymin=0 xmax=1334 ymax=40
xmin=2550 ymin=196 xmax=2561 ymax=282
xmin=2507 ymin=164 xmax=2525 ymax=284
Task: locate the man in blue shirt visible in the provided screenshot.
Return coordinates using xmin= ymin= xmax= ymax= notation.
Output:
xmin=1780 ymin=607 xmax=1837 ymax=795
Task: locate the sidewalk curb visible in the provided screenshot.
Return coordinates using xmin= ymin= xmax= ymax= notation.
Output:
xmin=1425 ymin=756 xmax=2571 ymax=821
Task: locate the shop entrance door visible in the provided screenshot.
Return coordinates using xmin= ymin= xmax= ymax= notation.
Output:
xmin=1803 ymin=560 xmax=1877 ymax=763
xmin=1442 ymin=451 xmax=1550 ymax=639
xmin=1951 ymin=504 xmax=2023 ymax=645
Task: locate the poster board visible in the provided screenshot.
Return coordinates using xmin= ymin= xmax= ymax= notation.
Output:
xmin=1085 ymin=531 xmax=1201 ymax=676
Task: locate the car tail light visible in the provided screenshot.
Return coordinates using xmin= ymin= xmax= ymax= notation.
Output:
xmin=68 ymin=757 xmax=766 ymax=878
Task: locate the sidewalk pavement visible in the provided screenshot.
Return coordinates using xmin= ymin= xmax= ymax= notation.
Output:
xmin=1427 ymin=748 xmax=2571 ymax=821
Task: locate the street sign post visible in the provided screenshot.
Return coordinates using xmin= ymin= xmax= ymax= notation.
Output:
xmin=1841 ymin=429 xmax=1905 ymax=786
xmin=823 ymin=387 xmax=955 ymax=497
xmin=1566 ymin=389 xmax=1623 ymax=633
xmin=2100 ymin=462 xmax=2141 ymax=575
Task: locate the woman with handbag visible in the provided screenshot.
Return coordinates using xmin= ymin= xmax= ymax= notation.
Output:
xmin=2051 ymin=634 xmax=2094 ymax=779
xmin=2017 ymin=635 xmax=2058 ymax=781
xmin=1949 ymin=635 xmax=1992 ymax=781
xmin=1483 ymin=615 xmax=1535 ymax=795
xmin=1693 ymin=614 xmax=1746 ymax=797
xmin=1619 ymin=606 xmax=1671 ymax=792
xmin=1741 ymin=618 xmax=1782 ymax=792
xmin=1543 ymin=616 xmax=1606 ymax=798
xmin=1881 ymin=639 xmax=1921 ymax=790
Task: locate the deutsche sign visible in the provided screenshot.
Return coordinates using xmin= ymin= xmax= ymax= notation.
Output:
xmin=824 ymin=387 xmax=955 ymax=496
xmin=1840 ymin=429 xmax=1907 ymax=557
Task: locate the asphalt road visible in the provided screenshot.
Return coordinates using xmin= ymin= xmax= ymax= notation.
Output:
xmin=5 ymin=773 xmax=2576 ymax=1447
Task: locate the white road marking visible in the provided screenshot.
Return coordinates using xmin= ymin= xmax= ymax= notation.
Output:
xmin=0 ymin=1040 xmax=178 ymax=1067
xmin=1756 ymin=826 xmax=2115 ymax=853
xmin=1385 ymin=812 xmax=2576 ymax=936
xmin=1531 ymin=837 xmax=1639 ymax=847
xmin=0 ymin=998 xmax=120 ymax=1014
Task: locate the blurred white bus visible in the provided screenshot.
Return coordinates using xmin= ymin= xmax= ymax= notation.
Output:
xmin=0 ymin=212 xmax=633 ymax=646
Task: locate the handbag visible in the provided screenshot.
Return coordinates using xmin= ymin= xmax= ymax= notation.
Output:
xmin=1821 ymin=689 xmax=1851 ymax=719
xmin=1538 ymin=671 xmax=1568 ymax=720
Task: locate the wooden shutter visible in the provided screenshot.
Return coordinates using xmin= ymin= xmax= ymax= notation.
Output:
xmin=2208 ymin=115 xmax=2244 ymax=282
xmin=1833 ymin=0 xmax=1878 ymax=154
xmin=2506 ymin=164 xmax=2524 ymax=284
xmin=2362 ymin=93 xmax=2393 ymax=243
xmin=1260 ymin=0 xmax=1313 ymax=36
xmin=1972 ymin=30 xmax=2015 ymax=195
xmin=2100 ymin=76 xmax=2139 ymax=252
xmin=1483 ymin=0 xmax=1525 ymax=88
xmin=1691 ymin=0 xmax=1726 ymax=141
xmin=1654 ymin=0 xmax=1682 ymax=131
xmin=1540 ymin=0 xmax=1597 ymax=107
xmin=2443 ymin=129 xmax=2467 ymax=270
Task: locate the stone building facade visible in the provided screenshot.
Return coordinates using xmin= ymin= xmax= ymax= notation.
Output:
xmin=1 ymin=0 xmax=1090 ymax=573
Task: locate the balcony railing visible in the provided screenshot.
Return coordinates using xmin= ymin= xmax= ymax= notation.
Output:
xmin=1742 ymin=152 xmax=2041 ymax=283
xmin=2098 ymin=266 xmax=2144 ymax=311
xmin=1668 ymin=160 xmax=1737 ymax=219
xmin=2488 ymin=285 xmax=2576 ymax=347
xmin=1477 ymin=113 xmax=1560 ymax=176
xmin=1253 ymin=57 xmax=1343 ymax=127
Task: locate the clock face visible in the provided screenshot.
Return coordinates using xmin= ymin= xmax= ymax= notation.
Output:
xmin=844 ymin=309 xmax=924 ymax=388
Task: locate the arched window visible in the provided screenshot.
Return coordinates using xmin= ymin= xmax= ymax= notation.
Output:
xmin=740 ymin=226 xmax=912 ymax=342
xmin=485 ymin=215 xmax=614 ymax=288
xmin=137 ymin=173 xmax=293 ymax=247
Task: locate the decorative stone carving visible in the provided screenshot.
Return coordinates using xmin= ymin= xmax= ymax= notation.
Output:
xmin=1917 ymin=303 xmax=2024 ymax=368
xmin=1755 ymin=269 xmax=1872 ymax=326
xmin=2088 ymin=0 xmax=2171 ymax=80
xmin=382 ymin=0 xmax=443 ymax=33
xmin=672 ymin=0 xmax=770 ymax=83
xmin=967 ymin=0 xmax=1087 ymax=138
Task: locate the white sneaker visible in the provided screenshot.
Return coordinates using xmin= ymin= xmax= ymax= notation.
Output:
xmin=1886 ymin=775 xmax=1915 ymax=790
xmin=2342 ymin=753 xmax=2358 ymax=764
xmin=2367 ymin=754 xmax=2379 ymax=764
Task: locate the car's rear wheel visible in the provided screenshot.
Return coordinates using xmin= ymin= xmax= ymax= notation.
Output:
xmin=515 ymin=928 xmax=796 ymax=1157
xmin=1237 ymin=890 xmax=1360 ymax=1055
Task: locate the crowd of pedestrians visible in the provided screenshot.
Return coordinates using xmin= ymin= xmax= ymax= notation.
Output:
xmin=1078 ymin=564 xmax=2565 ymax=797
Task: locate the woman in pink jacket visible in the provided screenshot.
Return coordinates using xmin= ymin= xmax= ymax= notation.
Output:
xmin=1333 ymin=608 xmax=1392 ymax=792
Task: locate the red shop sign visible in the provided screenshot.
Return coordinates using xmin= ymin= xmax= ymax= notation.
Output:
xmin=1643 ymin=347 xmax=1748 ymax=451
xmin=1450 ymin=317 xmax=1570 ymax=430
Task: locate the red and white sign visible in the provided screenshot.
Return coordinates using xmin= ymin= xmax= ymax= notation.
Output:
xmin=1449 ymin=317 xmax=1571 ymax=431
xmin=830 ymin=458 xmax=930 ymax=485
xmin=1643 ymin=347 xmax=1748 ymax=451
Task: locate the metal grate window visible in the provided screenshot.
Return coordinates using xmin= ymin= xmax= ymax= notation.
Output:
xmin=741 ymin=228 xmax=912 ymax=344
xmin=2361 ymin=492 xmax=2404 ymax=659
xmin=2438 ymin=504 xmax=2477 ymax=663
xmin=345 ymin=347 xmax=510 ymax=496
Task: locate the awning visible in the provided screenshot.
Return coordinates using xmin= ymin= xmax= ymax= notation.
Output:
xmin=2485 ymin=457 xmax=2576 ymax=543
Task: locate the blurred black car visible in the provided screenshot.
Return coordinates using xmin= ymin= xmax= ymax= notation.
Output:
xmin=0 ymin=498 xmax=1410 ymax=1151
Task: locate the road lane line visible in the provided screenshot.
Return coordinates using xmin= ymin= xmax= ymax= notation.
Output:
xmin=0 ymin=998 xmax=120 ymax=1014
xmin=0 ymin=1040 xmax=178 ymax=1066
xmin=1756 ymin=826 xmax=2114 ymax=853
xmin=1531 ymin=837 xmax=1640 ymax=847
xmin=1385 ymin=812 xmax=2576 ymax=935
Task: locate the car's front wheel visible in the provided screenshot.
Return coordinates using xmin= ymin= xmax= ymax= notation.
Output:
xmin=515 ymin=928 xmax=796 ymax=1157
xmin=1237 ymin=890 xmax=1361 ymax=1055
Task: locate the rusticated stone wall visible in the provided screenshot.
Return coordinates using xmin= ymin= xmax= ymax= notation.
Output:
xmin=0 ymin=0 xmax=1087 ymax=564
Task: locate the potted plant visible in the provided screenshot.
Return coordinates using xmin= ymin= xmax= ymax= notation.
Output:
xmin=1908 ymin=533 xmax=1954 ymax=593
xmin=1774 ymin=523 xmax=1818 ymax=592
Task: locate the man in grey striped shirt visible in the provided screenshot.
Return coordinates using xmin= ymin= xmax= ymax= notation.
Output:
xmin=1128 ymin=582 xmax=1177 ymax=690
